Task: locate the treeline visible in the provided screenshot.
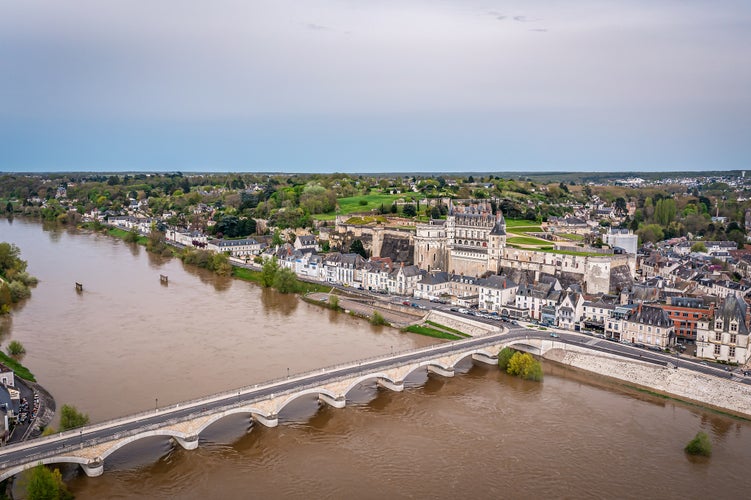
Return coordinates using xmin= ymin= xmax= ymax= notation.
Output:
xmin=0 ymin=242 xmax=38 ymax=314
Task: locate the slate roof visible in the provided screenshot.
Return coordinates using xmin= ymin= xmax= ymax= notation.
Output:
xmin=714 ymin=294 xmax=749 ymax=334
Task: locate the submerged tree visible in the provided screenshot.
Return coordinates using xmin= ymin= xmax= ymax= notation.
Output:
xmin=59 ymin=404 xmax=90 ymax=431
xmin=685 ymin=431 xmax=712 ymax=457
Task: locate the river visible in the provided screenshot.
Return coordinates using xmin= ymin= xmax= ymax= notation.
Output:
xmin=2 ymin=217 xmax=750 ymax=499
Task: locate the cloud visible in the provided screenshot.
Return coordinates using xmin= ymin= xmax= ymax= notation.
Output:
xmin=306 ymin=23 xmax=334 ymax=32
xmin=514 ymin=16 xmax=541 ymax=23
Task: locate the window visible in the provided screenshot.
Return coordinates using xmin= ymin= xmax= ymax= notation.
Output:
xmin=714 ymin=344 xmax=721 ymax=355
xmin=716 ymin=321 xmax=722 ymax=329
xmin=729 ymin=346 xmax=736 ymax=358
xmin=730 ymin=334 xmax=737 ymax=344
xmin=730 ymin=322 xmax=738 ymax=332
xmin=715 ymin=332 xmax=722 ymax=342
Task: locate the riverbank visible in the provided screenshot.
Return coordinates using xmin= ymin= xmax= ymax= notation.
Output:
xmin=543 ymin=345 xmax=751 ymax=420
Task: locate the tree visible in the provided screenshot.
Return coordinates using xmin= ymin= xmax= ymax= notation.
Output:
xmin=497 ymin=347 xmax=515 ymax=371
xmin=402 ymin=204 xmax=417 ymax=217
xmin=637 ymin=224 xmax=664 ymax=244
xmin=271 ymin=229 xmax=284 ymax=246
xmin=654 ymin=198 xmax=677 ymax=226
xmin=5 ymin=201 xmax=12 ymax=213
xmin=25 ymin=464 xmax=73 ymax=500
xmin=7 ymin=340 xmax=25 ymax=356
xmin=124 ymin=227 xmax=140 ymax=243
xmin=350 ymin=239 xmax=367 ymax=258
xmin=691 ymin=242 xmax=707 ymax=253
xmin=273 ymin=267 xmax=298 ymax=294
xmin=685 ymin=431 xmax=712 ymax=456
xmin=59 ymin=404 xmax=89 ymax=431
xmin=371 ymin=311 xmax=389 ymax=326
xmin=261 ymin=258 xmax=279 ymax=288
xmin=614 ymin=197 xmax=627 ymax=215
xmin=506 ymin=352 xmax=543 ymax=381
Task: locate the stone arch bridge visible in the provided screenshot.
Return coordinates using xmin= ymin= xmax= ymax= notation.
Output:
xmin=0 ymin=332 xmax=555 ymax=480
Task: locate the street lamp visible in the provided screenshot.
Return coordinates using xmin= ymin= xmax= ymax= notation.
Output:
xmin=287 ymin=367 xmax=290 ymax=379
xmin=155 ymin=398 xmax=158 ymax=411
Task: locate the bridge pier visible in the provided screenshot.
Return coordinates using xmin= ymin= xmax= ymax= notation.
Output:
xmin=472 ymin=353 xmax=497 ymax=365
xmin=427 ymin=365 xmax=455 ymax=377
xmin=377 ymin=378 xmax=404 ymax=392
xmin=81 ymin=460 xmax=104 ymax=477
xmin=319 ymin=393 xmax=346 ymax=409
xmin=253 ymin=413 xmax=279 ymax=427
xmin=174 ymin=435 xmax=199 ymax=450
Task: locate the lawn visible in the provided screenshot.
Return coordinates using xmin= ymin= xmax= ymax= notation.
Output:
xmin=506 ymin=236 xmax=551 ymax=246
xmin=505 ymin=219 xmax=539 ymax=228
xmin=402 ymin=325 xmax=462 ymax=340
xmin=313 ymin=192 xmax=408 ymax=220
xmin=558 ymin=233 xmax=585 ymax=241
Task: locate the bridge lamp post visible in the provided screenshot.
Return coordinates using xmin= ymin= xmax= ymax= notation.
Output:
xmin=155 ymin=398 xmax=158 ymax=411
xmin=287 ymin=367 xmax=290 ymax=379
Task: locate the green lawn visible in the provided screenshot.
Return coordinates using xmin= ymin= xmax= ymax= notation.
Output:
xmin=0 ymin=352 xmax=35 ymax=381
xmin=541 ymin=248 xmax=607 ymax=257
xmin=506 ymin=236 xmax=551 ymax=246
xmin=402 ymin=325 xmax=462 ymax=340
xmin=313 ymin=192 xmax=409 ymax=220
xmin=505 ymin=219 xmax=539 ymax=228
xmin=558 ymin=233 xmax=585 ymax=241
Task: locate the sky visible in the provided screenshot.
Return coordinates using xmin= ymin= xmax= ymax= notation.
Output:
xmin=1 ymin=0 xmax=750 ymax=173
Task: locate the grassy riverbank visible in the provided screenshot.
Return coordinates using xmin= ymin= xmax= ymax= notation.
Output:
xmin=232 ymin=267 xmax=332 ymax=294
xmin=0 ymin=352 xmax=35 ymax=382
xmin=402 ymin=325 xmax=462 ymax=340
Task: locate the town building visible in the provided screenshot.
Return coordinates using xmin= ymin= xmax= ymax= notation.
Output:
xmin=696 ymin=295 xmax=751 ymax=364
xmin=660 ymin=297 xmax=714 ymax=346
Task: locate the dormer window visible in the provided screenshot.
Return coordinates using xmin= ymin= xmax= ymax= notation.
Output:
xmin=730 ymin=322 xmax=738 ymax=332
xmin=716 ymin=321 xmax=722 ymax=329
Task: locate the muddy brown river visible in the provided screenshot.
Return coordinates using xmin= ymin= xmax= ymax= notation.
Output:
xmin=2 ymin=217 xmax=750 ymax=499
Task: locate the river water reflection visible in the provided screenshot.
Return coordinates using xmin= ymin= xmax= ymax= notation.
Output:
xmin=2 ymin=218 xmax=750 ymax=499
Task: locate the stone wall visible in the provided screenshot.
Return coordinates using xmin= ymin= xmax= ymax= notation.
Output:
xmin=543 ymin=346 xmax=751 ymax=419
xmin=426 ymin=310 xmax=499 ymax=336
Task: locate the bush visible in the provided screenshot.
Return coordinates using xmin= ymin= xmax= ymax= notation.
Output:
xmin=273 ymin=267 xmax=298 ymax=294
xmin=506 ymin=352 xmax=543 ymax=381
xmin=498 ymin=347 xmax=515 ymax=371
xmin=8 ymin=280 xmax=31 ymax=302
xmin=329 ymin=295 xmax=340 ymax=311
xmin=7 ymin=340 xmax=25 ymax=356
xmin=685 ymin=431 xmax=712 ymax=457
xmin=59 ymin=404 xmax=90 ymax=431
xmin=371 ymin=311 xmax=389 ymax=326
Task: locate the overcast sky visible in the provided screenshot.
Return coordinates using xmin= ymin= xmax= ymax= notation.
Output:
xmin=1 ymin=0 xmax=749 ymax=172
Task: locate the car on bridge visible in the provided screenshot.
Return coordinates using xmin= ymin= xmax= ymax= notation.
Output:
xmin=550 ymin=332 xmax=560 ymax=338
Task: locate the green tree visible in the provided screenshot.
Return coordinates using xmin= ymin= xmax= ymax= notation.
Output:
xmin=273 ymin=267 xmax=298 ymax=293
xmin=260 ymin=258 xmax=279 ymax=288
xmin=349 ymin=239 xmax=367 ymax=258
xmin=25 ymin=464 xmax=73 ymax=500
xmin=654 ymin=198 xmax=677 ymax=226
xmin=124 ymin=226 xmax=140 ymax=243
xmin=402 ymin=204 xmax=417 ymax=217
xmin=7 ymin=340 xmax=25 ymax=356
xmin=59 ymin=404 xmax=90 ymax=431
xmin=685 ymin=431 xmax=712 ymax=456
xmin=329 ymin=295 xmax=340 ymax=311
xmin=497 ymin=347 xmax=515 ymax=371
xmin=271 ymin=229 xmax=284 ymax=246
xmin=691 ymin=242 xmax=707 ymax=253
xmin=371 ymin=311 xmax=389 ymax=326
xmin=506 ymin=352 xmax=543 ymax=381
xmin=637 ymin=224 xmax=665 ymax=244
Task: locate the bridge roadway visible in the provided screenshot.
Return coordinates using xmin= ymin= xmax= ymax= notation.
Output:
xmin=0 ymin=325 xmax=741 ymax=479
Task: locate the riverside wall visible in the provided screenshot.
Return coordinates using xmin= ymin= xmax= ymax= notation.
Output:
xmin=543 ymin=345 xmax=751 ymax=419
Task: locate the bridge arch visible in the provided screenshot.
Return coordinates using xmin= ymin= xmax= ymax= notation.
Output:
xmin=341 ymin=372 xmax=400 ymax=396
xmin=275 ymin=387 xmax=339 ymax=414
xmin=193 ymin=406 xmax=275 ymax=435
xmin=0 ymin=455 xmax=91 ymax=482
xmin=98 ymin=429 xmax=192 ymax=461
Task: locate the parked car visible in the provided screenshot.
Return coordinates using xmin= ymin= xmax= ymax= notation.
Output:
xmin=550 ymin=332 xmax=560 ymax=338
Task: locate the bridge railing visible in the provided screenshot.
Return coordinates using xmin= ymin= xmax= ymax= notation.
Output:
xmin=0 ymin=331 xmax=506 ymax=458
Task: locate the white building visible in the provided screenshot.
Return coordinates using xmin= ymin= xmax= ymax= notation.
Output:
xmin=696 ymin=295 xmax=751 ymax=364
